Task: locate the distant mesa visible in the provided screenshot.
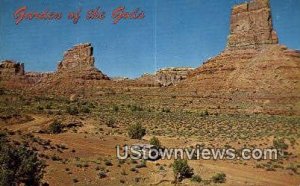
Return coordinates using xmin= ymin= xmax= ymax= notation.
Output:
xmin=0 ymin=43 xmax=109 ymax=83
xmin=137 ymin=67 xmax=194 ymax=87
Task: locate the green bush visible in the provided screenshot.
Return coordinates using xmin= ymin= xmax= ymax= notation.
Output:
xmin=130 ymin=105 xmax=143 ymax=112
xmin=135 ymin=160 xmax=147 ymax=168
xmin=48 ymin=120 xmax=63 ymax=134
xmin=128 ymin=123 xmax=146 ymax=139
xmin=45 ymin=103 xmax=52 ymax=109
xmin=107 ymin=118 xmax=116 ymax=128
xmin=212 ymin=172 xmax=226 ymax=183
xmin=66 ymin=106 xmax=79 ymax=115
xmin=200 ymin=110 xmax=209 ymax=117
xmin=273 ymin=138 xmax=288 ymax=150
xmin=0 ymin=142 xmax=45 ymax=186
xmin=113 ymin=105 xmax=119 ymax=112
xmin=191 ymin=174 xmax=202 ymax=182
xmin=173 ymin=159 xmax=194 ymax=182
xmin=81 ymin=106 xmax=91 ymax=113
xmin=149 ymin=136 xmax=161 ymax=148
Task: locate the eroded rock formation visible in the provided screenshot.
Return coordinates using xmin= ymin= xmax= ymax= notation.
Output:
xmin=0 ymin=60 xmax=24 ymax=80
xmin=137 ymin=67 xmax=194 ymax=86
xmin=227 ymin=0 xmax=278 ymax=50
xmin=176 ymin=0 xmax=300 ymax=115
xmin=57 ymin=43 xmax=109 ymax=80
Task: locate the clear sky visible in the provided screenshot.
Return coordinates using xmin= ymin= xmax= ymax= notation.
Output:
xmin=0 ymin=0 xmax=299 ymax=78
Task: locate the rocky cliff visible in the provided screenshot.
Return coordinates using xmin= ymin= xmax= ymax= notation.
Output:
xmin=57 ymin=43 xmax=109 ymax=80
xmin=227 ymin=0 xmax=278 ymax=50
xmin=137 ymin=67 xmax=194 ymax=86
xmin=175 ymin=0 xmax=300 ymax=115
xmin=0 ymin=60 xmax=24 ymax=80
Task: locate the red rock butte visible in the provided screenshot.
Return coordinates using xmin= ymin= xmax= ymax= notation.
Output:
xmin=57 ymin=43 xmax=109 ymax=80
xmin=176 ymin=0 xmax=300 ymax=115
xmin=227 ymin=0 xmax=278 ymax=50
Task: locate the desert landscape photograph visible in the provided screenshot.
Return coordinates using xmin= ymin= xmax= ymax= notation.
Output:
xmin=0 ymin=0 xmax=300 ymax=185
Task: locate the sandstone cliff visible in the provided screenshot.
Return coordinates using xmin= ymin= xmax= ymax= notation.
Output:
xmin=57 ymin=43 xmax=109 ymax=80
xmin=137 ymin=67 xmax=194 ymax=86
xmin=227 ymin=0 xmax=278 ymax=50
xmin=175 ymin=0 xmax=300 ymax=115
xmin=0 ymin=60 xmax=24 ymax=80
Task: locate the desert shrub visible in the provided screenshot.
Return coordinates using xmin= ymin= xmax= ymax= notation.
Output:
xmin=162 ymin=108 xmax=171 ymax=113
xmin=45 ymin=103 xmax=52 ymax=109
xmin=107 ymin=118 xmax=116 ymax=128
xmin=191 ymin=174 xmax=202 ymax=182
xmin=128 ymin=123 xmax=146 ymax=139
xmin=273 ymin=138 xmax=288 ymax=150
xmin=48 ymin=120 xmax=63 ymax=134
xmin=149 ymin=136 xmax=161 ymax=148
xmin=173 ymin=159 xmax=194 ymax=182
xmin=212 ymin=172 xmax=226 ymax=183
xmin=113 ymin=105 xmax=119 ymax=112
xmin=135 ymin=160 xmax=147 ymax=168
xmin=98 ymin=171 xmax=107 ymax=179
xmin=104 ymin=160 xmax=113 ymax=166
xmin=0 ymin=142 xmax=45 ymax=186
xmin=200 ymin=110 xmax=209 ymax=117
xmin=130 ymin=105 xmax=143 ymax=112
xmin=66 ymin=106 xmax=79 ymax=115
xmin=0 ymin=88 xmax=5 ymax=95
xmin=0 ymin=131 xmax=7 ymax=142
xmin=81 ymin=106 xmax=90 ymax=113
xmin=286 ymin=163 xmax=298 ymax=174
xmin=36 ymin=105 xmax=44 ymax=111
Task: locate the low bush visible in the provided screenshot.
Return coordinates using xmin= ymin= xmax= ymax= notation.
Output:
xmin=66 ymin=106 xmax=79 ymax=115
xmin=149 ymin=136 xmax=161 ymax=148
xmin=191 ymin=174 xmax=202 ymax=182
xmin=128 ymin=123 xmax=146 ymax=139
xmin=0 ymin=142 xmax=45 ymax=186
xmin=273 ymin=138 xmax=288 ymax=150
xmin=212 ymin=172 xmax=226 ymax=183
xmin=48 ymin=120 xmax=63 ymax=134
xmin=173 ymin=159 xmax=194 ymax=182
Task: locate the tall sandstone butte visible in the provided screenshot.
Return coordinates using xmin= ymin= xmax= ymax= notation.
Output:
xmin=227 ymin=0 xmax=278 ymax=50
xmin=177 ymin=0 xmax=300 ymax=115
xmin=57 ymin=43 xmax=109 ymax=80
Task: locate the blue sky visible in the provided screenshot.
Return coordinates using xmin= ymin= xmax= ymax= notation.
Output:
xmin=0 ymin=0 xmax=299 ymax=78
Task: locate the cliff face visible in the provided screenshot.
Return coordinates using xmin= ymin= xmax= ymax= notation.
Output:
xmin=57 ymin=43 xmax=109 ymax=80
xmin=58 ymin=43 xmax=94 ymax=71
xmin=227 ymin=0 xmax=278 ymax=50
xmin=156 ymin=67 xmax=194 ymax=86
xmin=0 ymin=60 xmax=24 ymax=80
xmin=177 ymin=0 xmax=300 ymax=115
xmin=137 ymin=67 xmax=194 ymax=86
